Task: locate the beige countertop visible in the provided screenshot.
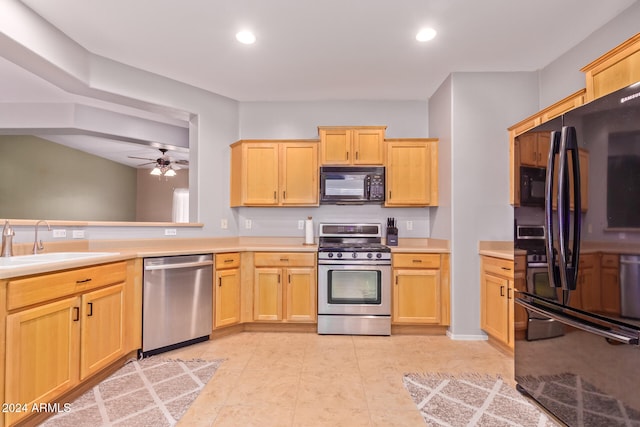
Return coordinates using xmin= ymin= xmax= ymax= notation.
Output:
xmin=0 ymin=236 xmax=451 ymax=279
xmin=478 ymin=241 xmax=516 ymax=260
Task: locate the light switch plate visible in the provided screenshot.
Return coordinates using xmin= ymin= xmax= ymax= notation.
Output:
xmin=245 ymin=219 xmax=252 ymax=229
xmin=221 ymin=219 xmax=228 ymax=229
xmin=164 ymin=228 xmax=177 ymax=236
xmin=52 ymin=229 xmax=66 ymax=238
xmin=72 ymin=230 xmax=86 ymax=239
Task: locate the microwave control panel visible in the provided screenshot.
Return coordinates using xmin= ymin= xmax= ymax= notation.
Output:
xmin=369 ymin=174 xmax=385 ymax=200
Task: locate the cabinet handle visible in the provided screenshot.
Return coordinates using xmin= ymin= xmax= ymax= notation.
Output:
xmin=389 ymin=191 xmax=392 ymax=200
xmin=280 ymin=258 xmax=289 ymax=262
xmin=278 ymin=274 xmax=281 ymax=283
xmin=87 ymin=302 xmax=93 ymax=317
xmin=76 ymin=278 xmax=92 ymax=284
xmin=395 ymin=276 xmax=398 ymax=285
xmin=283 ymin=190 xmax=286 ymax=200
xmin=346 ymin=152 xmax=349 ymax=160
xmin=356 ymin=151 xmax=359 ymax=160
xmin=274 ymin=191 xmax=277 ymax=200
xmin=412 ymin=259 xmax=423 ymax=263
xmin=500 ymin=267 xmax=511 ymax=271
xmin=288 ymin=274 xmax=291 ymax=283
xmin=507 ymin=288 xmax=512 ymax=300
xmin=223 ymin=259 xmax=234 ymax=263
xmin=219 ymin=277 xmax=222 ymax=287
xmin=500 ymin=285 xmax=505 ymax=297
xmin=73 ymin=307 xmax=80 ymax=322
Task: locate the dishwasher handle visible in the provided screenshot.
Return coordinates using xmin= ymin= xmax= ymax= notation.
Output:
xmin=144 ymin=260 xmax=214 ymax=271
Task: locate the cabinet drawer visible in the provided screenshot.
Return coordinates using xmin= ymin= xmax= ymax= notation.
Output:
xmin=580 ymin=254 xmax=596 ymax=268
xmin=393 ymin=253 xmax=440 ymax=269
xmin=481 ymin=256 xmax=514 ymax=279
xmin=254 ymin=252 xmax=315 ymax=267
xmin=215 ymin=252 xmax=240 ymax=269
xmin=514 ymin=255 xmax=526 ymax=272
xmin=7 ymin=262 xmax=127 ymax=311
xmin=601 ymin=254 xmax=619 ymax=268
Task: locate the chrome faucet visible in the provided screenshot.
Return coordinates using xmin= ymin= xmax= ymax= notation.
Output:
xmin=1 ymin=220 xmax=15 ymax=257
xmin=33 ymin=220 xmax=51 ymax=254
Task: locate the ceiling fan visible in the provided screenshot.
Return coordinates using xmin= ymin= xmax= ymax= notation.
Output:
xmin=128 ymin=148 xmax=188 ymax=177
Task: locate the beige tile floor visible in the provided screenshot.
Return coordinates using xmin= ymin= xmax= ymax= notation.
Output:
xmin=168 ymin=332 xmax=514 ymax=427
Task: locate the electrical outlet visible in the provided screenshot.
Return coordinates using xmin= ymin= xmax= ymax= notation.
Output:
xmin=406 ymin=221 xmax=413 ymax=231
xmin=52 ymin=229 xmax=66 ymax=238
xmin=164 ymin=228 xmax=177 ymax=236
xmin=245 ymin=219 xmax=252 ymax=229
xmin=72 ymin=230 xmax=86 ymax=239
xmin=298 ymin=220 xmax=304 ymax=230
xmin=221 ymin=219 xmax=228 ymax=229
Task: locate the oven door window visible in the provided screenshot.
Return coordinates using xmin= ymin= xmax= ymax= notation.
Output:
xmin=530 ymin=269 xmax=558 ymax=301
xmin=328 ymin=270 xmax=381 ymax=304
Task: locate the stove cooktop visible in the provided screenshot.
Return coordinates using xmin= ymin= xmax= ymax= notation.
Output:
xmin=317 ymin=242 xmax=390 ymax=253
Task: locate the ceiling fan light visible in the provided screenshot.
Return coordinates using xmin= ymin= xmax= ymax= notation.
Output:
xmin=150 ymin=167 xmax=162 ymax=176
xmin=164 ymin=168 xmax=177 ymax=177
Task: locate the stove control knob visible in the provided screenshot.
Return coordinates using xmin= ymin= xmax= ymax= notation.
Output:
xmin=328 ymin=252 xmax=334 ymax=258
xmin=367 ymin=253 xmax=373 ymax=259
xmin=376 ymin=253 xmax=382 ymax=259
xmin=352 ymin=252 xmax=358 ymax=259
xmin=337 ymin=253 xmax=343 ymax=258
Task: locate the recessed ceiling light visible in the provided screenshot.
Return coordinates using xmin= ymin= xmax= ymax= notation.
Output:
xmin=416 ymin=28 xmax=437 ymax=42
xmin=236 ymin=30 xmax=256 ymax=45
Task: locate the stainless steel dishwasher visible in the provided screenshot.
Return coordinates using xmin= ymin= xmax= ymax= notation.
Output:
xmin=621 ymin=254 xmax=640 ymax=319
xmin=142 ymin=254 xmax=213 ymax=357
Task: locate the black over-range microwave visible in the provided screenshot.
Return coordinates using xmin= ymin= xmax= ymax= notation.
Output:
xmin=320 ymin=166 xmax=385 ymax=204
xmin=520 ymin=166 xmax=546 ymax=207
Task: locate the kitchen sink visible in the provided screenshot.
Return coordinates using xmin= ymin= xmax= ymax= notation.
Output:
xmin=0 ymin=252 xmax=119 ymax=269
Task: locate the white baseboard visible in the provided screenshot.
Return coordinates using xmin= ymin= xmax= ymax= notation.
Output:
xmin=446 ymin=329 xmax=488 ymax=341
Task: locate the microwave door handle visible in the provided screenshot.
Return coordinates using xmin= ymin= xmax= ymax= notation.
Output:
xmin=557 ymin=126 xmax=581 ymax=292
xmin=545 ymin=131 xmax=561 ymax=288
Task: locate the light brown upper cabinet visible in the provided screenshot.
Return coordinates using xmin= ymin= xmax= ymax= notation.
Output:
xmin=582 ymin=33 xmax=640 ymax=102
xmin=318 ymin=126 xmax=386 ymax=165
xmin=517 ymin=132 xmax=550 ymax=167
xmin=385 ymin=138 xmax=438 ymax=206
xmin=230 ymin=140 xmax=319 ymax=207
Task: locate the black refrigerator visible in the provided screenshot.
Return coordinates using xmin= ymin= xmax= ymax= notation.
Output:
xmin=514 ymin=81 xmax=640 ymax=426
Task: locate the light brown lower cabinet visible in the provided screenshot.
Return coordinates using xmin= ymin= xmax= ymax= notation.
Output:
xmin=214 ymin=253 xmax=241 ymax=328
xmin=392 ymin=253 xmax=450 ymax=325
xmin=3 ymin=261 xmax=137 ymax=426
xmin=253 ymin=252 xmax=316 ymax=322
xmin=480 ymin=255 xmax=526 ymax=349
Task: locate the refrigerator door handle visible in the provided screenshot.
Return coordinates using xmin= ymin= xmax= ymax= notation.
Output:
xmin=557 ymin=126 xmax=581 ymax=291
xmin=545 ymin=131 xmax=561 ymax=288
xmin=516 ymin=298 xmax=639 ymax=345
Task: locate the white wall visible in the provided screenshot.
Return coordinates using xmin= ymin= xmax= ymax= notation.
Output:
xmin=429 ymin=72 xmax=539 ymax=338
xmin=539 ymin=1 xmax=640 ymax=107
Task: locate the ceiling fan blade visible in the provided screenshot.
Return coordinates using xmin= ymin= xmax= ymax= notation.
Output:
xmin=174 ymin=159 xmax=189 ymax=165
xmin=128 ymin=155 xmax=155 ymax=161
xmin=137 ymin=161 xmax=156 ymax=167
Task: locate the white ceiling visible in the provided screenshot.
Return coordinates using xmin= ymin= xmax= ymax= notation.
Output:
xmin=19 ymin=0 xmax=637 ymax=102
xmin=3 ymin=0 xmax=638 ymax=167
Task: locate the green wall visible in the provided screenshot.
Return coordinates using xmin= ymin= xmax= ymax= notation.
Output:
xmin=0 ymin=135 xmax=137 ymax=221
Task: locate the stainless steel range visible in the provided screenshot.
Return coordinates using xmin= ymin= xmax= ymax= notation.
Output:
xmin=317 ymin=223 xmax=391 ymax=336
xmin=515 ymin=225 xmax=564 ymax=341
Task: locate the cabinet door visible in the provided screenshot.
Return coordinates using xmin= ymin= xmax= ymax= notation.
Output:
xmin=393 ymin=269 xmax=441 ymax=324
xmin=481 ymin=273 xmax=509 ymax=344
xmin=536 ymin=133 xmax=551 ymax=166
xmin=243 ymin=143 xmax=279 ymax=205
xmin=517 ymin=133 xmax=541 ymax=167
xmin=319 ymin=128 xmax=351 ymax=165
xmin=285 ymin=267 xmax=316 ymax=322
xmin=254 ymin=268 xmax=283 ymax=321
xmin=601 ymin=267 xmax=621 ymax=316
xmin=352 ymin=128 xmax=384 ymax=165
xmin=386 ymin=140 xmax=437 ymax=206
xmin=5 ymin=297 xmax=80 ymax=425
xmin=80 ymin=284 xmax=125 ymax=380
xmin=280 ymin=142 xmax=319 ymax=205
xmin=215 ymin=268 xmax=241 ymax=328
